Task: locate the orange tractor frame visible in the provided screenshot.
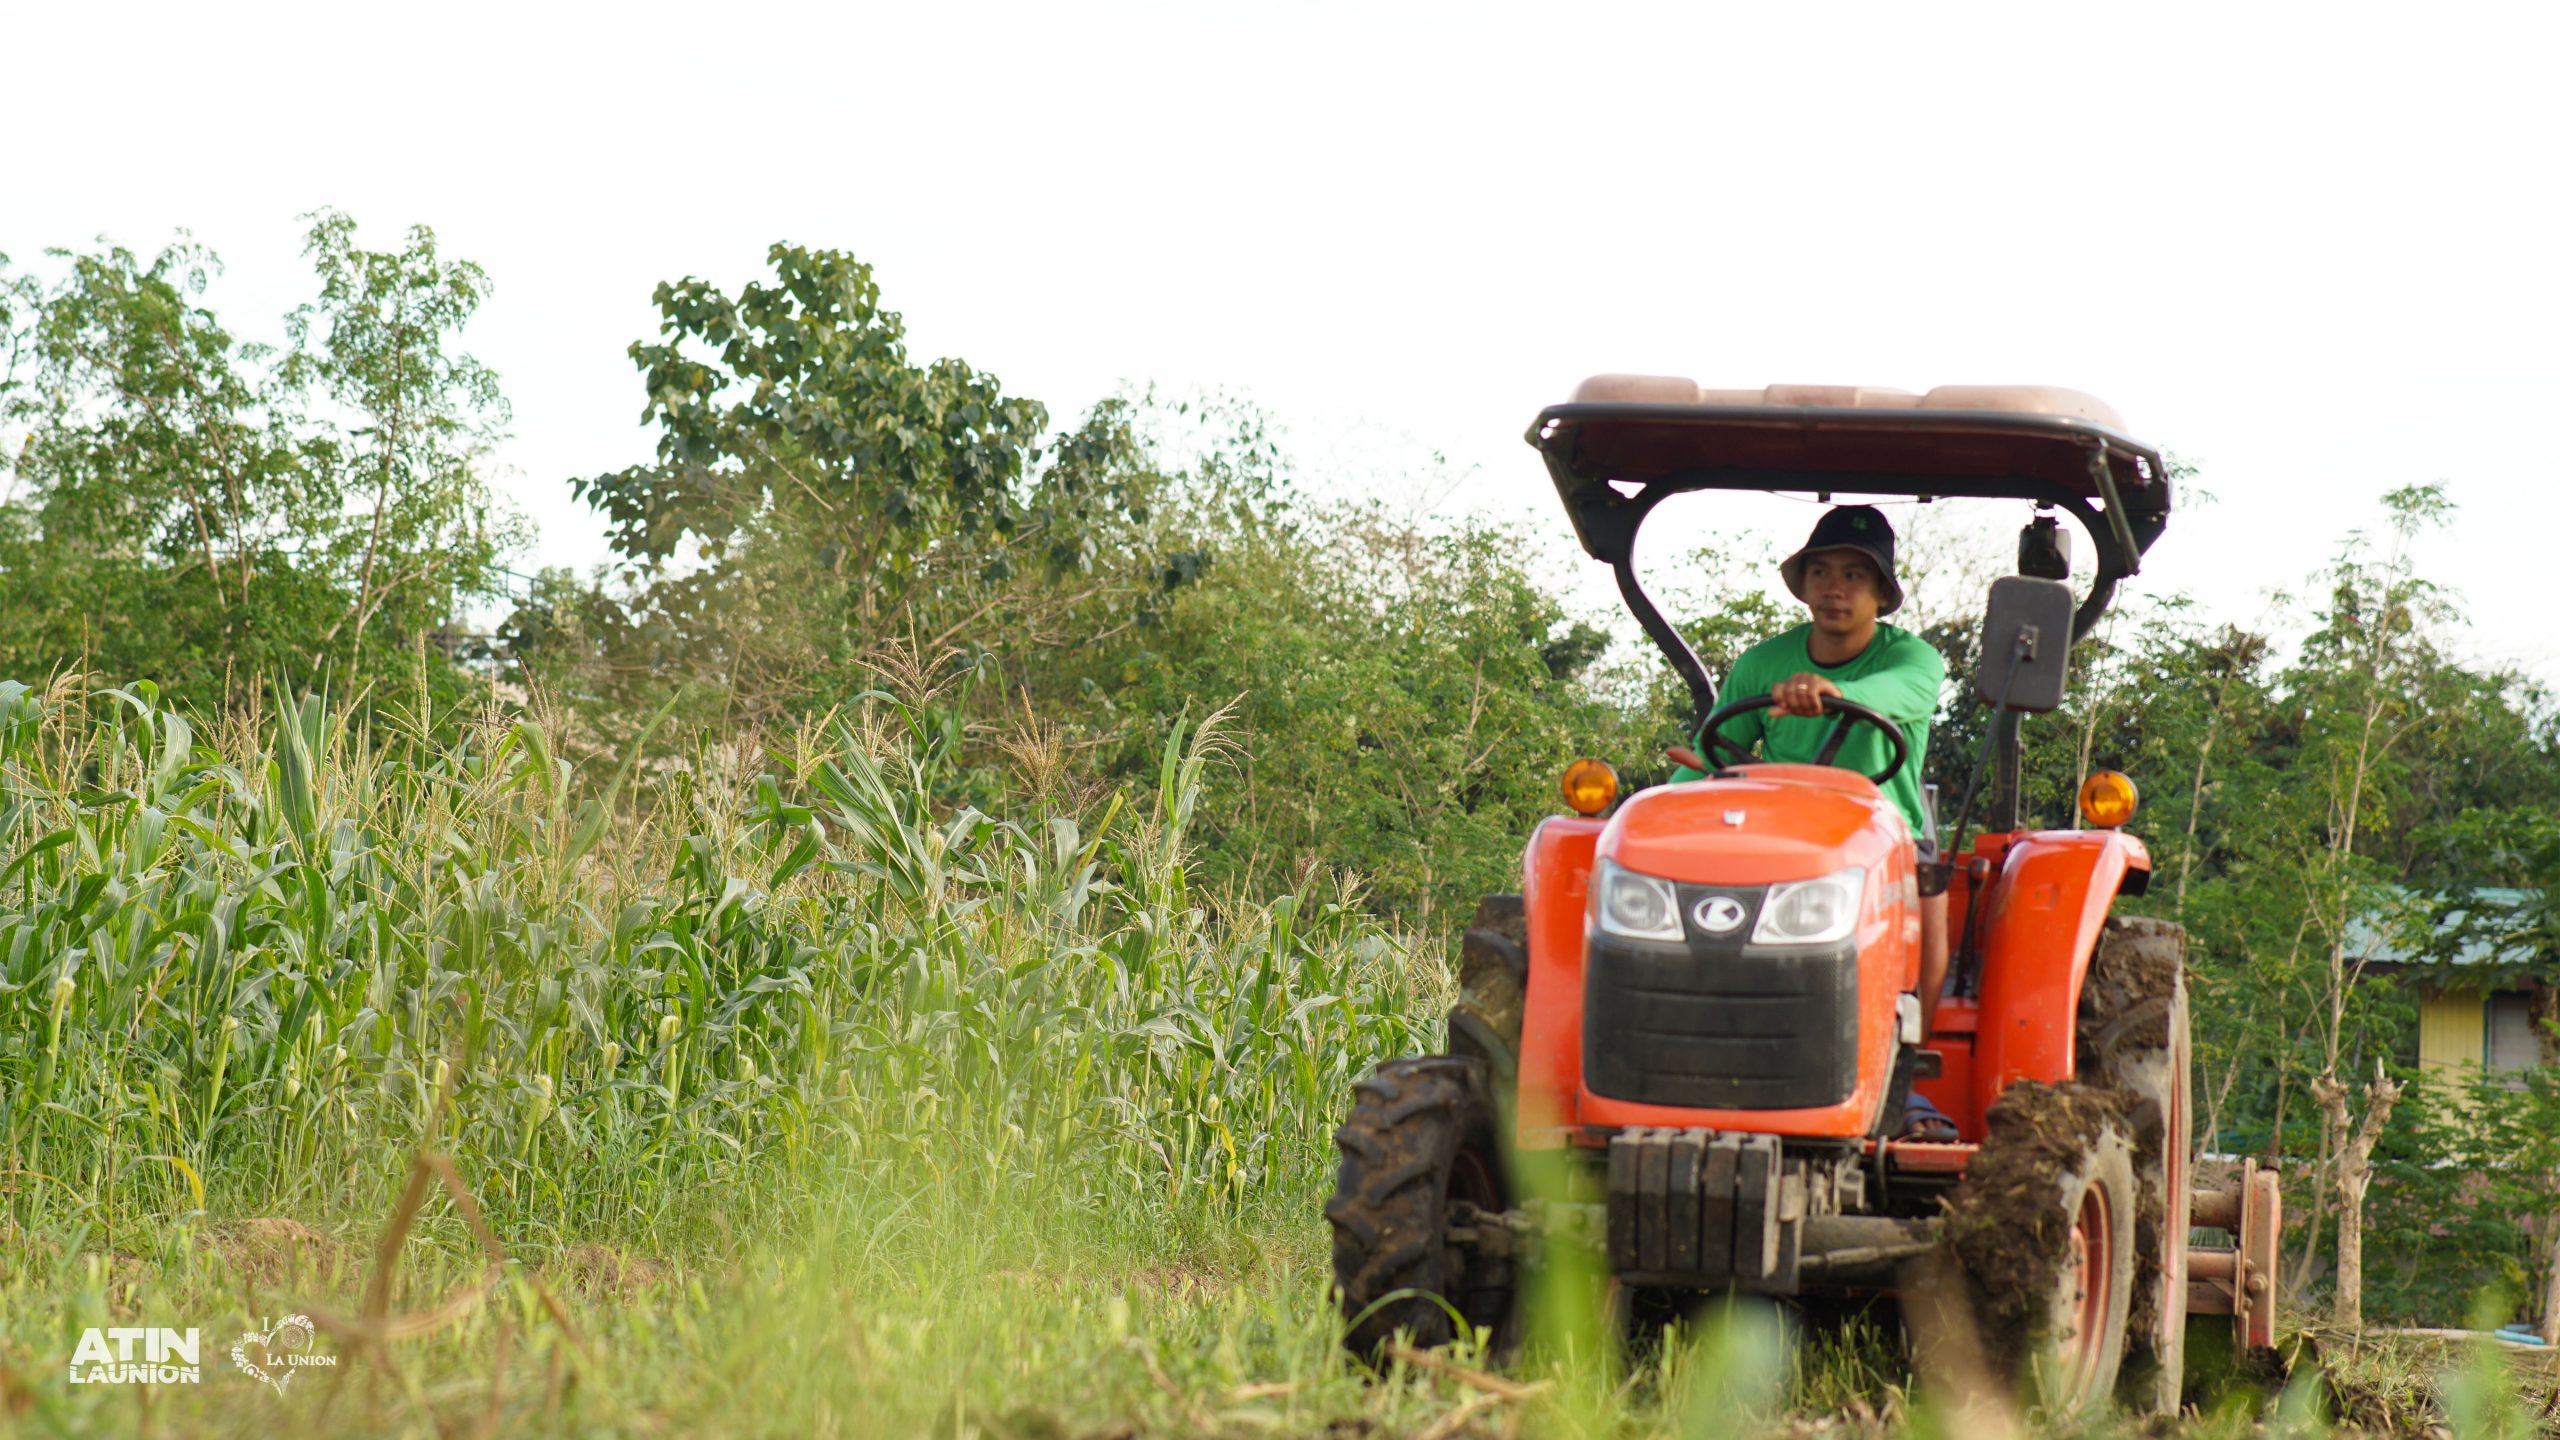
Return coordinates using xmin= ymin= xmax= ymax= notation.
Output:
xmin=1327 ymin=381 xmax=2280 ymax=1415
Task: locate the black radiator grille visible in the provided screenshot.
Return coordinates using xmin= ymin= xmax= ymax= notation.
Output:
xmin=1582 ymin=884 xmax=1860 ymax=1109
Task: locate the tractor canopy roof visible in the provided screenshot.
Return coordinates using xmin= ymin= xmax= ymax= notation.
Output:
xmin=1528 ymin=378 xmax=2175 ymax=723
xmin=1527 ymin=377 xmax=2171 ymax=581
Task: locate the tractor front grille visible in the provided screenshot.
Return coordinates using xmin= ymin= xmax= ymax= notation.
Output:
xmin=1583 ymin=885 xmax=1860 ymax=1110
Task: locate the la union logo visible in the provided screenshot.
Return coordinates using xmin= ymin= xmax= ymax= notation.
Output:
xmin=231 ymin=1314 xmax=335 ymax=1395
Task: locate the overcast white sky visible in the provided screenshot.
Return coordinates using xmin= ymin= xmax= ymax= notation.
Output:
xmin=13 ymin=3 xmax=2559 ymax=680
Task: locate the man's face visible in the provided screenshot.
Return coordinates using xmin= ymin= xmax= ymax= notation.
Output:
xmin=1799 ymin=548 xmax=1883 ymax=635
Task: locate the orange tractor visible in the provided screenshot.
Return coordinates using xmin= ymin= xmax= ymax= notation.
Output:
xmin=1328 ymin=381 xmax=2280 ymax=1413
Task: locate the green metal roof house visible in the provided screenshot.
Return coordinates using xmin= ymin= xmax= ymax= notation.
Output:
xmin=2349 ymin=888 xmax=2549 ymax=1086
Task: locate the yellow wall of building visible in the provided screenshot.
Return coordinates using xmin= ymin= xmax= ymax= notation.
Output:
xmin=2418 ymin=988 xmax=2485 ymax=1085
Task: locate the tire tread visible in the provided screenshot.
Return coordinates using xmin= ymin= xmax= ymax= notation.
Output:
xmin=1328 ymin=1055 xmax=1508 ymax=1356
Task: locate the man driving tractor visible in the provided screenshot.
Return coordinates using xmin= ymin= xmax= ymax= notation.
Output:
xmin=1669 ymin=504 xmax=1952 ymax=1125
xmin=1331 ymin=382 xmax=2264 ymax=1414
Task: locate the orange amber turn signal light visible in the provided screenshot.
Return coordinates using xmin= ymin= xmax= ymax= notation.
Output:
xmin=1561 ymin=758 xmax=1619 ymax=817
xmin=2079 ymin=770 xmax=2139 ymax=829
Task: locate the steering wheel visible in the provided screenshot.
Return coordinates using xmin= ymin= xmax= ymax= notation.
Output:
xmin=1690 ymin=692 xmax=1911 ymax=786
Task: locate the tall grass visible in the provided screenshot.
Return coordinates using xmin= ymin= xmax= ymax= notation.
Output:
xmin=0 ymin=677 xmax=1449 ymax=1431
xmin=1 ymin=677 xmax=1434 ymax=1234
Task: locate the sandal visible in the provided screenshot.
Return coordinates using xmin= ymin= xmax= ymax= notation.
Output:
xmin=1898 ymin=1094 xmax=1962 ymax=1142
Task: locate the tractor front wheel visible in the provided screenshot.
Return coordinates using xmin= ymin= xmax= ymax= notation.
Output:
xmin=1327 ymin=1056 xmax=1517 ymax=1358
xmin=2077 ymin=915 xmax=2193 ymax=1415
xmin=1939 ymin=1082 xmax=2138 ymax=1415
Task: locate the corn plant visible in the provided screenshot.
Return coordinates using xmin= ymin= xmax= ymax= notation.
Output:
xmin=0 ymin=680 xmax=1441 ymax=1262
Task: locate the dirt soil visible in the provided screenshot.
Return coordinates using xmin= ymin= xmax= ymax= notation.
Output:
xmin=556 ymin=1243 xmax=671 ymax=1300
xmin=1453 ymin=896 xmax=1528 ymax=1052
xmin=1940 ymin=1081 xmax=2128 ymax=1370
xmin=205 ymin=1218 xmax=347 ymax=1288
xmin=2077 ymin=915 xmax=2186 ymax=1344
xmin=2077 ymin=916 xmax=2183 ymax=1060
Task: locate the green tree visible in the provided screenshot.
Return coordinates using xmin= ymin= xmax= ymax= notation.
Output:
xmin=1053 ymin=428 xmax=1635 ymax=923
xmin=2135 ymin=484 xmax=2468 ymax=1326
xmin=543 ymin=244 xmax=1645 ymax=925
xmin=559 ymin=244 xmax=1147 ymax=721
xmin=282 ymin=210 xmax=518 ymax=669
xmin=0 ymin=213 xmax=519 ymax=696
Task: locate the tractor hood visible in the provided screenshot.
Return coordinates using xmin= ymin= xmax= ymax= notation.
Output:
xmin=1601 ymin=766 xmax=1906 ymax=887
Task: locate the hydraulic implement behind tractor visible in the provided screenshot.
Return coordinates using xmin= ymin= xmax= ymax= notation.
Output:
xmin=1327 ymin=381 xmax=2281 ymax=1413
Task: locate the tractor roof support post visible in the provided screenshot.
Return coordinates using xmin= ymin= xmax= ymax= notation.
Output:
xmin=1615 ymin=556 xmax=1715 ymax=735
xmin=1585 ymin=482 xmax=1718 ymax=735
xmin=1990 ymin=709 xmax=2022 ymax=833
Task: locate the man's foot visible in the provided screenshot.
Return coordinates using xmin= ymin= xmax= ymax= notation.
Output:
xmin=1898 ymin=1092 xmax=1960 ymax=1142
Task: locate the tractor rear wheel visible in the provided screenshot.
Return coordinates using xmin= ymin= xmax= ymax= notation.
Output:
xmin=2076 ymin=916 xmax=2192 ymax=1416
xmin=1447 ymin=896 xmax=1528 ymax=1077
xmin=1327 ymin=1056 xmax=1517 ymax=1358
xmin=1939 ymin=1082 xmax=2138 ymax=1415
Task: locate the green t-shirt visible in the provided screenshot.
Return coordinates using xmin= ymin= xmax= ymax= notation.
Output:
xmin=1673 ymin=622 xmax=1945 ymax=837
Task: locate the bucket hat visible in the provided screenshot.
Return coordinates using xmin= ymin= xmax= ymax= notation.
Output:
xmin=1778 ymin=505 xmax=1904 ymax=616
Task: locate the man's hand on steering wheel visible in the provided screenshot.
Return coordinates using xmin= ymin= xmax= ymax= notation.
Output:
xmin=1769 ymin=672 xmax=1840 ymax=718
xmin=1690 ymin=683 xmax=1912 ymax=786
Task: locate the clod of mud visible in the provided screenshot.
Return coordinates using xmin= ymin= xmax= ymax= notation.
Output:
xmin=556 ymin=1243 xmax=670 ymax=1300
xmin=207 ymin=1217 xmax=346 ymax=1288
xmin=990 ymin=1268 xmax=1071 ymax=1295
xmin=1939 ymin=1081 xmax=2127 ymax=1370
xmin=2124 ymin=1181 xmax=2167 ymax=1345
xmin=2180 ymin=1314 xmax=2299 ymax=1414
xmin=2077 ymin=917 xmax=2184 ymax=1058
xmin=985 ymin=1263 xmax=1229 ymax=1302
xmin=982 ymin=1405 xmax=1075 ymax=1440
xmin=2076 ymin=916 xmax=2186 ymax=1349
xmin=0 ymin=1339 xmax=34 ymax=1419
xmin=0 ymin=1221 xmax=55 ymax=1266
xmin=1452 ymin=896 xmax=1529 ymax=1059
xmin=1128 ymin=1262 xmax=1225 ymax=1301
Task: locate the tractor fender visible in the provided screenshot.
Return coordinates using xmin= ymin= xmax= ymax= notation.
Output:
xmin=1515 ymin=815 xmax=1605 ymax=1146
xmin=1970 ymin=830 xmax=2154 ymax=1120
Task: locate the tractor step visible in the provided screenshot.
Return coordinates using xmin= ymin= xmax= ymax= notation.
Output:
xmin=1870 ymin=1137 xmax=1977 ymax=1173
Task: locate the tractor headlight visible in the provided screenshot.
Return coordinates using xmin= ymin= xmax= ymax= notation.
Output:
xmin=1750 ymin=867 xmax=1867 ymax=947
xmin=1593 ymin=859 xmax=1684 ymax=943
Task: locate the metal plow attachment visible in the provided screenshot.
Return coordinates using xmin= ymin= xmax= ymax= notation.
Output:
xmin=2186 ymin=1158 xmax=2282 ymax=1350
